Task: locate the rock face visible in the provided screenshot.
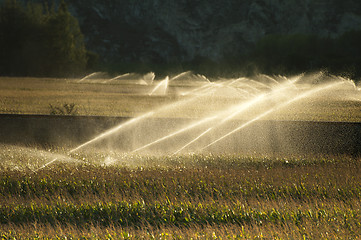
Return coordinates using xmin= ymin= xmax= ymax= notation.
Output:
xmin=7 ymin=0 xmax=361 ymax=63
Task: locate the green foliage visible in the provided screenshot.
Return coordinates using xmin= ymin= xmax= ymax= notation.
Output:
xmin=0 ymin=154 xmax=361 ymax=237
xmin=1 ymin=200 xmax=360 ymax=229
xmin=0 ymin=0 xmax=88 ymax=77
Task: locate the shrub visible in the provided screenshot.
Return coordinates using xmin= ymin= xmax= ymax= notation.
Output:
xmin=49 ymin=103 xmax=78 ymax=115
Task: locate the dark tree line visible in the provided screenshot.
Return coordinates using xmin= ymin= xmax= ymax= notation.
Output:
xmin=248 ymin=32 xmax=361 ymax=79
xmin=102 ymin=30 xmax=361 ymax=81
xmin=1 ymin=0 xmax=361 ymax=80
xmin=0 ymin=0 xmax=89 ymax=77
xmin=172 ymin=31 xmax=361 ymax=80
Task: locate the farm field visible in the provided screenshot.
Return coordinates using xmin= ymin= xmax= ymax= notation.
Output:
xmin=0 ymin=76 xmax=360 ymax=122
xmin=0 ymin=149 xmax=361 ymax=239
xmin=0 ymin=77 xmax=171 ymax=117
xmin=0 ymin=73 xmax=361 ymax=238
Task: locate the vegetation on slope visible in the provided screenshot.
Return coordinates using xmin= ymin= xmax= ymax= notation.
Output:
xmin=2 ymin=1 xmax=361 ymax=80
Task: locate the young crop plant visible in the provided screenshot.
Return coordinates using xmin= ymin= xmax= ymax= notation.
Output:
xmin=0 ymin=151 xmax=361 ymax=238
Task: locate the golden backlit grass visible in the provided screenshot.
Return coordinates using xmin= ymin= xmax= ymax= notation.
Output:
xmin=0 ymin=77 xmax=176 ymax=117
xmin=0 ymin=77 xmax=360 ymax=121
xmin=0 ymin=151 xmax=360 ymax=238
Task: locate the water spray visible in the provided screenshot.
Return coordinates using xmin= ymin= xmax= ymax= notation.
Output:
xmin=78 ymin=72 xmax=102 ymax=83
xmin=149 ymin=76 xmax=169 ymax=96
xmin=29 ymin=72 xmax=360 ymax=171
xmin=201 ymin=81 xmax=344 ymax=151
xmin=172 ymin=78 xmax=302 ymax=154
xmin=131 ymin=116 xmax=217 ymax=153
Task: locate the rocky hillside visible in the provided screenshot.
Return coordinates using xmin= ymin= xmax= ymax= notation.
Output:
xmin=7 ymin=0 xmax=361 ymax=64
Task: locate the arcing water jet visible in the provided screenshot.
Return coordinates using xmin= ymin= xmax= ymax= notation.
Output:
xmin=149 ymin=76 xmax=169 ymax=96
xmin=26 ymin=71 xmax=361 ymax=171
xmin=201 ymin=81 xmax=346 ymax=151
xmin=69 ymin=111 xmax=155 ymax=153
xmin=172 ymin=78 xmax=301 ymax=154
xmin=74 ymin=72 xmax=359 ymax=155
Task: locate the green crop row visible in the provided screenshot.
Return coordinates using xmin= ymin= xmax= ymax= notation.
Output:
xmin=1 ymin=173 xmax=361 ymax=203
xmin=1 ymin=201 xmax=361 ymax=229
xmin=1 ymin=155 xmax=360 ymax=203
xmin=1 ymin=153 xmax=361 ymax=238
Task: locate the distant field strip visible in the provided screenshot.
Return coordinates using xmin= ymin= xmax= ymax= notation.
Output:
xmin=0 ymin=77 xmax=360 ymax=121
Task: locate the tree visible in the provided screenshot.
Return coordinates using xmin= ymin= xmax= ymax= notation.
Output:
xmin=0 ymin=0 xmax=88 ymax=77
xmin=44 ymin=0 xmax=87 ymax=76
xmin=0 ymin=0 xmax=28 ymax=75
